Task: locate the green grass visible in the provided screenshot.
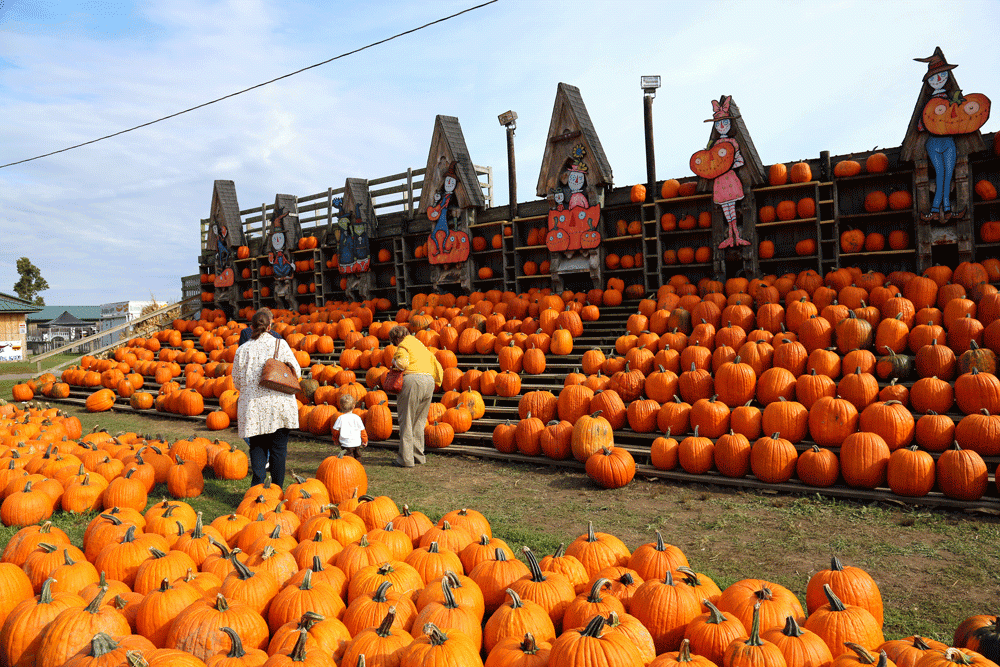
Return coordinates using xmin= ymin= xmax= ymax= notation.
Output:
xmin=0 ymin=353 xmax=79 ymax=376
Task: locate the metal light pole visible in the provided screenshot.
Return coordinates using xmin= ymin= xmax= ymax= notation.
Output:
xmin=499 ymin=110 xmax=518 ymax=220
xmin=641 ymin=76 xmax=661 ymax=197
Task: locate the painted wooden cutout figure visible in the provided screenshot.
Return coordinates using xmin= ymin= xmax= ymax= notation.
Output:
xmin=426 ymin=161 xmax=470 ymax=265
xmin=266 ymin=208 xmax=294 ymax=310
xmin=914 ymin=52 xmax=991 ymax=223
xmin=691 ymin=96 xmax=749 ymax=248
xmin=546 ymin=143 xmax=601 ymax=254
xmin=211 ymin=220 xmax=236 ymax=287
xmin=333 ymin=197 xmax=371 ymax=274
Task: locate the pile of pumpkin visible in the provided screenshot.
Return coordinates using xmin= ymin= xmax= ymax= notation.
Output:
xmin=492 ymin=262 xmax=1000 ymax=499
xmin=2 ymin=445 xmax=999 ymax=667
xmin=0 ymin=401 xmax=248 ymax=527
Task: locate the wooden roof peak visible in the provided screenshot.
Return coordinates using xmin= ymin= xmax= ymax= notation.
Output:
xmin=418 ymin=114 xmax=485 ymax=211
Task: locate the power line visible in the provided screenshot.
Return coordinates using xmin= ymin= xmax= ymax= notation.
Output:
xmin=0 ymin=0 xmax=499 ymax=170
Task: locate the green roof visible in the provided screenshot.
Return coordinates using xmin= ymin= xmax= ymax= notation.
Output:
xmin=27 ymin=305 xmax=101 ymax=322
xmin=0 ymin=293 xmax=42 ymax=314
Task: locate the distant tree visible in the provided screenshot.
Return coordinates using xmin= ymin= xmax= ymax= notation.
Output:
xmin=13 ymin=257 xmax=48 ymax=305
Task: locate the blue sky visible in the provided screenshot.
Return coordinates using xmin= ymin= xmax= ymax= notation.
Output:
xmin=1 ymin=0 xmax=997 ymax=305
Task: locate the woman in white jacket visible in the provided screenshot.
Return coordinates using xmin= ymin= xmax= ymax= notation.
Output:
xmin=232 ymin=308 xmax=300 ymax=486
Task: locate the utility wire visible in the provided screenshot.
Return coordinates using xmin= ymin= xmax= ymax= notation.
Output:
xmin=0 ymin=0 xmax=499 ymax=170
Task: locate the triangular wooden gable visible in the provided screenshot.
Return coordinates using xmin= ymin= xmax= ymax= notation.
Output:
xmin=418 ymin=115 xmax=484 ymax=212
xmin=697 ymin=97 xmax=766 ymax=192
xmin=206 ymin=180 xmax=244 ymax=250
xmin=901 ymin=46 xmax=986 ymax=162
xmin=343 ymin=178 xmax=376 ymax=233
xmin=536 ymin=82 xmax=613 ymax=198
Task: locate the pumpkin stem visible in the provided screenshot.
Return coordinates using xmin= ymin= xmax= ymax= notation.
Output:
xmin=519 ymin=633 xmax=540 ymax=654
xmin=439 ymin=575 xmax=460 ymax=609
xmin=704 ymin=599 xmax=727 ymax=625
xmin=677 ymin=638 xmax=695 ymax=662
xmin=375 ymin=606 xmax=397 ymax=637
xmin=289 ymin=628 xmax=309 ymax=662
xmin=552 ymin=543 xmax=567 ymax=558
xmin=310 ymin=555 xmax=325 ymax=573
xmin=587 ymin=577 xmax=611 ymax=602
xmin=372 ymin=580 xmax=393 ymax=602
xmin=522 ymin=546 xmax=547 ymax=583
xmin=39 ymin=577 xmax=55 ymax=604
xmin=844 ymin=643 xmax=878 ymax=664
xmin=744 ymin=600 xmax=764 ymax=647
xmin=89 ymin=633 xmax=120 ymax=658
xmin=86 ymin=585 xmax=109 ymax=613
xmin=781 ymin=615 xmax=805 ymax=637
xmin=424 ymin=622 xmax=450 ymax=646
xmin=580 ymin=614 xmax=607 ymax=638
xmin=506 ymin=587 xmax=525 ymax=608
xmin=220 ymin=627 xmax=246 ymax=659
xmin=230 ymin=551 xmax=256 ymax=581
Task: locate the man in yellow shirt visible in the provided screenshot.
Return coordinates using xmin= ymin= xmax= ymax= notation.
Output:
xmin=389 ymin=326 xmax=442 ymax=467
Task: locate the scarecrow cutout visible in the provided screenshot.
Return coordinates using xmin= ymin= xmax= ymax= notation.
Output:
xmin=329 ymin=178 xmax=377 ymax=302
xmin=264 ymin=204 xmax=299 ymax=311
xmin=691 ymin=95 xmax=750 ymax=249
xmin=334 ymin=199 xmax=371 ymax=274
xmin=546 ymin=144 xmax=602 ymax=253
xmin=426 ymin=160 xmax=471 ymax=265
xmin=536 ymin=83 xmax=614 ymax=290
xmin=205 ymin=180 xmax=244 ymax=317
xmin=902 ymin=48 xmax=990 ymax=225
xmin=417 ymin=115 xmax=483 ymax=293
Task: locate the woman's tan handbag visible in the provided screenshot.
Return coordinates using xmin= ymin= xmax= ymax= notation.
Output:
xmin=259 ymin=339 xmax=299 ymax=394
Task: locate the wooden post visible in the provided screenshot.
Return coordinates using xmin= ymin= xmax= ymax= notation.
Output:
xmin=406 ymin=168 xmax=414 ymax=218
xmin=643 ymin=94 xmax=656 ymax=194
xmin=327 ymin=188 xmax=333 ymax=227
xmin=506 ymin=124 xmax=518 ymax=221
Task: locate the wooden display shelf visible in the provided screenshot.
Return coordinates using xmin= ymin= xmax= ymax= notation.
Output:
xmin=468 ymin=220 xmax=508 ymax=228
xmin=820 ymin=219 xmax=836 ymax=225
xmin=512 ymin=214 xmax=547 ymax=222
xmin=835 ymin=170 xmax=913 ymax=181
xmin=604 ymin=267 xmax=644 ymax=275
xmin=662 ymin=261 xmax=712 ymax=269
xmin=759 ymin=254 xmax=819 ymax=263
xmin=661 ymin=228 xmax=711 ymax=236
xmin=840 ymin=248 xmax=915 ymax=257
xmin=753 ymin=180 xmax=822 ymax=192
xmin=518 ymin=273 xmax=552 ymax=279
xmin=472 ymin=248 xmax=504 ymax=256
xmin=604 ymin=233 xmax=644 ymax=241
xmin=839 ymin=208 xmax=913 ymax=220
xmin=654 ymin=193 xmax=711 ymax=204
xmin=973 ymin=199 xmax=999 ymax=207
xmin=756 ymin=216 xmax=819 ymax=228
xmin=515 ymin=244 xmax=549 ymax=251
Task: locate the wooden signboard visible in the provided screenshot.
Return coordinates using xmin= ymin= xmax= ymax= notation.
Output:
xmin=691 ymin=96 xmax=765 ymax=274
xmin=901 ymin=47 xmax=990 ymax=265
xmin=332 ymin=178 xmax=376 ymax=301
xmin=537 ymin=83 xmax=613 ymax=291
xmin=205 ymin=180 xmax=245 ymax=315
xmin=263 ymin=194 xmax=301 ymax=311
xmin=420 ymin=115 xmax=482 ymax=292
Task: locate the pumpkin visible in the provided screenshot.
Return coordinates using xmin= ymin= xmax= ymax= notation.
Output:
xmin=834 ymin=160 xmax=862 ymax=177
xmin=841 ymin=229 xmax=865 ymax=254
xmin=585 ymin=447 xmax=635 ymax=489
xmin=804 ymin=585 xmax=884 ymax=655
xmin=631 ymin=184 xmax=647 ymax=202
xmin=922 ymin=93 xmax=991 ymax=135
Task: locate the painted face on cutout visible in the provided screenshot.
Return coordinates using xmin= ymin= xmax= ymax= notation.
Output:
xmin=272 ymin=232 xmax=285 ymax=251
xmin=714 ymin=119 xmax=731 ymax=136
xmin=444 ymin=175 xmax=457 ymax=193
xmin=928 ymin=71 xmax=949 ymax=92
xmin=568 ymin=170 xmax=585 ymax=192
